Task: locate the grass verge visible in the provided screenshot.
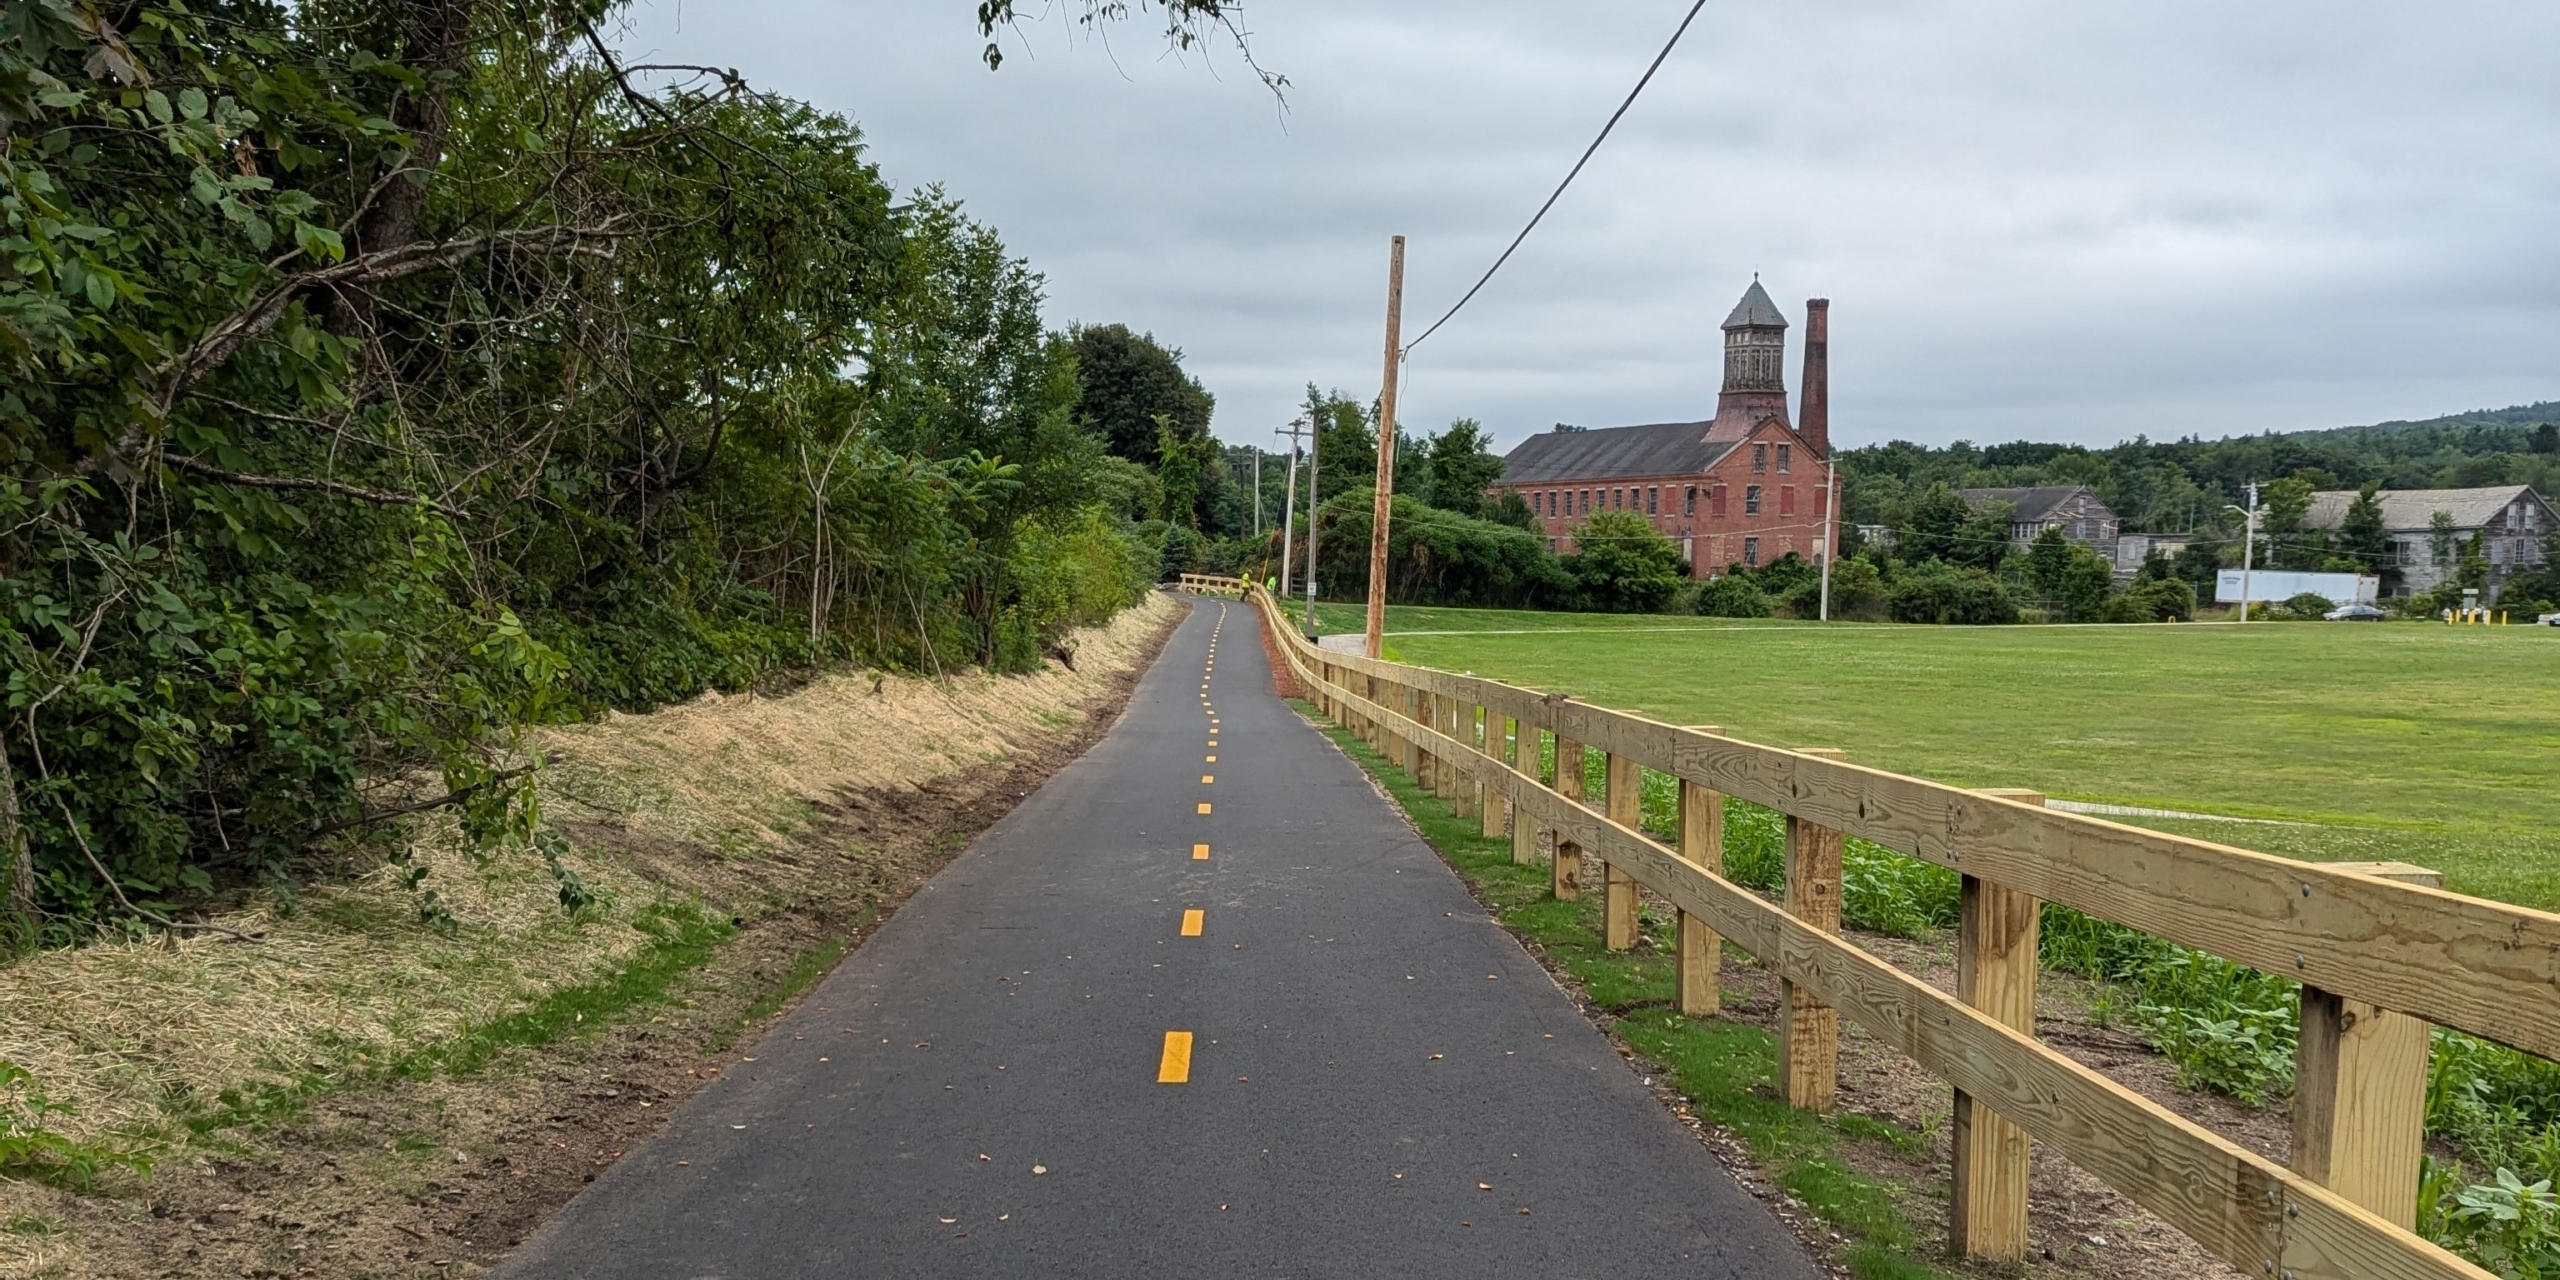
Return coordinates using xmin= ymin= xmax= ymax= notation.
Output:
xmin=1292 ymin=700 xmax=1959 ymax=1280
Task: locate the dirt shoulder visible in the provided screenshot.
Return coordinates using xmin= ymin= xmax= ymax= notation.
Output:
xmin=0 ymin=596 xmax=1183 ymax=1280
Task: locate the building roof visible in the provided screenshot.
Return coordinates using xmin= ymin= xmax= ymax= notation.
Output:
xmin=1722 ymin=280 xmax=1787 ymax=330
xmin=1498 ymin=421 xmax=1741 ymax=485
xmin=2302 ymin=484 xmax=2550 ymax=532
xmin=1955 ymin=485 xmax=2108 ymax=523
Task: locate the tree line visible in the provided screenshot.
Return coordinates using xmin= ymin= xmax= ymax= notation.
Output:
xmin=0 ymin=2 xmax=1236 ymax=946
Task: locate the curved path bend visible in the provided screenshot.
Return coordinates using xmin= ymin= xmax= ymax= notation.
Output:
xmin=495 ymin=594 xmax=1820 ymax=1279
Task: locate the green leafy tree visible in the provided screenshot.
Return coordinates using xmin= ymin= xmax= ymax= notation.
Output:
xmin=0 ymin=1 xmax=1165 ymax=941
xmin=1567 ymin=511 xmax=1686 ymax=614
xmin=2338 ymin=483 xmax=2394 ymax=589
xmin=2430 ymin=511 xmax=2461 ymax=578
xmin=1154 ymin=415 xmax=1208 ymax=529
xmin=1069 ymin=324 xmax=1214 ymax=466
xmin=1485 ymin=489 xmax=1541 ymax=534
xmin=1897 ymin=483 xmax=1977 ymax=565
xmin=1421 ymin=419 xmax=1505 ymax=518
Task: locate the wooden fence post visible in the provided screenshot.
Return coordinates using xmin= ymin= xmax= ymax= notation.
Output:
xmin=2293 ymin=860 xmax=2441 ymax=1231
xmin=1480 ymin=713 xmax=1510 ymax=839
xmin=1451 ymin=701 xmax=1479 ymax=817
xmin=1677 ymin=726 xmax=1726 ymax=1017
xmin=1512 ymin=724 xmax=1543 ymax=866
xmin=1380 ymin=677 xmax=1406 ymax=763
xmin=1551 ymin=734 xmax=1585 ymax=901
xmin=1781 ymin=747 xmax=1847 ymax=1113
xmin=1953 ymin=787 xmax=2044 ymax=1264
xmin=1603 ymin=751 xmax=1643 ymax=950
xmin=1408 ymin=688 xmax=1432 ymax=782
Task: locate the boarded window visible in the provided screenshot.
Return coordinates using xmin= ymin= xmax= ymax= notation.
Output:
xmin=1745 ymin=484 xmax=1762 ymax=515
xmin=1711 ymin=485 xmax=1728 ymax=517
xmin=1815 ymin=484 xmax=1827 ymax=517
xmin=1780 ymin=486 xmax=1796 ymax=516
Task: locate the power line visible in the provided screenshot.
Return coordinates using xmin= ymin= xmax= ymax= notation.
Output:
xmin=1402 ymin=0 xmax=1712 ymax=354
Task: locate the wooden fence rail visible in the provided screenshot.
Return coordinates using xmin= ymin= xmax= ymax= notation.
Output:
xmin=1246 ymin=587 xmax=2556 ymax=1280
xmin=1174 ymin=573 xmax=1245 ymax=595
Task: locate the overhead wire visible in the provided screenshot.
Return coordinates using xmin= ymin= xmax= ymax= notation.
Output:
xmin=1401 ymin=0 xmax=1713 ymax=356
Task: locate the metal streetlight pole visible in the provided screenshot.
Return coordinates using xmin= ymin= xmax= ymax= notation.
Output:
xmin=1818 ymin=463 xmax=1839 ymax=622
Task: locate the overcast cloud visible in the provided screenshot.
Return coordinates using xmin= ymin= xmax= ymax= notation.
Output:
xmin=611 ymin=0 xmax=2560 ymax=454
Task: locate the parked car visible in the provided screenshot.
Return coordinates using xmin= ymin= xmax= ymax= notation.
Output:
xmin=2541 ymin=612 xmax=2560 ymax=627
xmin=2323 ymin=603 xmax=2387 ymax=621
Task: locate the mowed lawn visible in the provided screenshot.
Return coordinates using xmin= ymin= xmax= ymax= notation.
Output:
xmin=1304 ymin=603 xmax=2560 ymax=912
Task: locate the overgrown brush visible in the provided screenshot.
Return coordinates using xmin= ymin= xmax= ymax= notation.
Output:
xmin=0 ymin=1062 xmax=149 ymax=1193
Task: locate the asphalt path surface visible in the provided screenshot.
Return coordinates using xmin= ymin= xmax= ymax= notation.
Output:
xmin=494 ymin=594 xmax=1821 ymax=1279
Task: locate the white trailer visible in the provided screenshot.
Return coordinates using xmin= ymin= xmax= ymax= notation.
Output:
xmin=2214 ymin=569 xmax=2379 ymax=604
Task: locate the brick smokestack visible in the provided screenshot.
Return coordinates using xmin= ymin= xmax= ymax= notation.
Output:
xmin=1800 ymin=298 xmax=1830 ymax=458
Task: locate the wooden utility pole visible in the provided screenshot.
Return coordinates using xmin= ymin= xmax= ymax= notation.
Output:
xmin=1274 ymin=419 xmax=1309 ymax=595
xmin=1363 ymin=235 xmax=1406 ymax=660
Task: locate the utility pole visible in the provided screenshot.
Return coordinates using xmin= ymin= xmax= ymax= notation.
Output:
xmin=2226 ymin=482 xmax=2261 ymax=622
xmin=1304 ymin=404 xmax=1321 ymax=635
xmin=1252 ymin=447 xmax=1262 ymax=541
xmin=1364 ymin=235 xmax=1406 ymax=660
xmin=1818 ymin=462 xmax=1839 ymax=621
xmin=1274 ymin=419 xmax=1308 ymax=595
xmin=2241 ymin=480 xmax=2259 ymax=623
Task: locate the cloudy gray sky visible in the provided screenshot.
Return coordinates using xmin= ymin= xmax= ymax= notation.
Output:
xmin=612 ymin=0 xmax=2560 ymax=455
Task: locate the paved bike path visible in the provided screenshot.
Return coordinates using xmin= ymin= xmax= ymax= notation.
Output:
xmin=494 ymin=595 xmax=1820 ymax=1279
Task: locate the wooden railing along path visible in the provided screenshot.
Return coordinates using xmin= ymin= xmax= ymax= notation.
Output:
xmin=1247 ymin=586 xmax=2559 ymax=1280
xmin=1174 ymin=573 xmax=1246 ymax=596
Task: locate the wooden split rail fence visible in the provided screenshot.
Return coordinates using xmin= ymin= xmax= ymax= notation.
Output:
xmin=1174 ymin=573 xmax=1247 ymax=596
xmin=1245 ymin=586 xmax=2560 ymax=1280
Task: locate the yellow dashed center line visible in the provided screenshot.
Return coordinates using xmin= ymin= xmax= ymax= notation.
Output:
xmin=1197 ymin=802 xmax=1212 ymax=815
xmin=1205 ymin=755 xmax=1217 ymax=763
xmin=1157 ymin=1031 xmax=1194 ymax=1084
xmin=1180 ymin=908 xmax=1205 ymax=937
xmin=1192 ymin=843 xmax=1210 ymax=860
xmin=1201 ymin=774 xmax=1215 ymax=785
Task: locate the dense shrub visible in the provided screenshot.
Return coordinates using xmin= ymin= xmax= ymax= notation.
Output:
xmin=1566 ymin=511 xmax=1689 ymax=614
xmin=1312 ymin=491 xmax=1575 ymax=609
xmin=1885 ymin=563 xmax=2017 ymax=624
xmin=1690 ymin=575 xmax=1773 ymax=618
xmin=2280 ymin=592 xmax=2336 ymax=619
xmin=2103 ymin=577 xmax=2198 ymax=622
xmin=1779 ymin=558 xmax=1888 ymax=621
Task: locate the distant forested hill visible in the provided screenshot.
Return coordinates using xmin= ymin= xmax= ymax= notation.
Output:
xmin=1841 ymin=402 xmax=2560 ymax=534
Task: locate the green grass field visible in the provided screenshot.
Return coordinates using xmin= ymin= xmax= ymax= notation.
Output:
xmin=1306 ymin=603 xmax=2560 ymax=912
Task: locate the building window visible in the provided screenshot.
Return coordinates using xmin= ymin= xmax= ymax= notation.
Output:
xmin=1647 ymin=486 xmax=1658 ymax=514
xmin=1814 ymin=484 xmax=1827 ymax=517
xmin=1752 ymin=443 xmax=1768 ymax=473
xmin=1743 ymin=536 xmax=1760 ymax=566
xmin=1777 ymin=443 xmax=1791 ymax=474
xmin=1780 ymin=486 xmax=1796 ymax=516
xmin=1580 ymin=489 xmax=1591 ymax=515
xmin=1711 ymin=485 xmax=1727 ymax=517
xmin=1745 ymin=484 xmax=1762 ymax=515
xmin=1684 ymin=485 xmax=1697 ymax=516
xmin=1547 ymin=537 xmax=1558 ymax=554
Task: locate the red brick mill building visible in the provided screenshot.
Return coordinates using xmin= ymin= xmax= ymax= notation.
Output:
xmin=1492 ymin=280 xmax=1837 ymax=577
